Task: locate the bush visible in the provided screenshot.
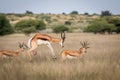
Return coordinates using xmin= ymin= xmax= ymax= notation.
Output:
xmin=106 ymin=17 xmax=120 ymax=33
xmin=70 ymin=11 xmax=79 ymax=15
xmin=101 ymin=10 xmax=112 ymax=17
xmin=0 ymin=14 xmax=14 ymax=35
xmin=64 ymin=21 xmax=71 ymax=25
xmin=84 ymin=19 xmax=116 ymax=34
xmin=22 ymin=27 xmax=36 ymax=35
xmin=15 ymin=19 xmax=46 ymax=34
xmin=53 ymin=25 xmax=68 ymax=33
xmin=36 ymin=21 xmax=46 ymax=30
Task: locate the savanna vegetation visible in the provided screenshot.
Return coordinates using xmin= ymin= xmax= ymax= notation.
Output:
xmin=0 ymin=33 xmax=120 ymax=80
xmin=53 ymin=25 xmax=69 ymax=33
xmin=0 ymin=10 xmax=120 ymax=36
xmin=15 ymin=19 xmax=46 ymax=34
xmin=0 ymin=10 xmax=120 ymax=80
xmin=84 ymin=18 xmax=116 ymax=34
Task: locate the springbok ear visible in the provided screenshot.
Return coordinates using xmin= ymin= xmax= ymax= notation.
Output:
xmin=22 ymin=42 xmax=29 ymax=49
xmin=18 ymin=42 xmax=22 ymax=48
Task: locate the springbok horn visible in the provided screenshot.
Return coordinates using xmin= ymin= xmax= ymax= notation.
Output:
xmin=80 ymin=42 xmax=84 ymax=47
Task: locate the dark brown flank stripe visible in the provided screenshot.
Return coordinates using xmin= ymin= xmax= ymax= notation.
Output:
xmin=37 ymin=37 xmax=49 ymax=41
xmin=67 ymin=53 xmax=77 ymax=57
xmin=3 ymin=52 xmax=12 ymax=56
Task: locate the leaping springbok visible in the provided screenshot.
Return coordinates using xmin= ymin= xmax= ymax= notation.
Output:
xmin=27 ymin=32 xmax=66 ymax=61
xmin=61 ymin=41 xmax=89 ymax=60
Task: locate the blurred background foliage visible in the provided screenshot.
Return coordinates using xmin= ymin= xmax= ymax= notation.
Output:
xmin=0 ymin=10 xmax=120 ymax=35
xmin=0 ymin=14 xmax=14 ymax=35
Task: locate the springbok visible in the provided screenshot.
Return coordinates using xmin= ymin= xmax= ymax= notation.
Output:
xmin=27 ymin=32 xmax=66 ymax=61
xmin=0 ymin=42 xmax=25 ymax=58
xmin=61 ymin=41 xmax=89 ymax=60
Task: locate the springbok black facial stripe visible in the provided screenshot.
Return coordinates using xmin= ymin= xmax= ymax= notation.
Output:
xmin=61 ymin=31 xmax=66 ymax=43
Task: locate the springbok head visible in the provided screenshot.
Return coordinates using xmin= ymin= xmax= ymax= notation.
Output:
xmin=18 ymin=42 xmax=27 ymax=50
xmin=60 ymin=31 xmax=66 ymax=48
xmin=80 ymin=41 xmax=90 ymax=53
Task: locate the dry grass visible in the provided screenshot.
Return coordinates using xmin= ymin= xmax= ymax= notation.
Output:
xmin=0 ymin=33 xmax=120 ymax=80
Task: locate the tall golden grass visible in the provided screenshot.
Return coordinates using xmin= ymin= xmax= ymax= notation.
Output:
xmin=0 ymin=33 xmax=120 ymax=80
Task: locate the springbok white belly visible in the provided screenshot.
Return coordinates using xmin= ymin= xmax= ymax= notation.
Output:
xmin=37 ymin=40 xmax=49 ymax=45
xmin=66 ymin=55 xmax=77 ymax=59
xmin=27 ymin=37 xmax=50 ymax=48
xmin=27 ymin=37 xmax=32 ymax=48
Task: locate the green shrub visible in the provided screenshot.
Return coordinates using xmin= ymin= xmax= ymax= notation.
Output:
xmin=70 ymin=11 xmax=79 ymax=15
xmin=22 ymin=27 xmax=36 ymax=35
xmin=84 ymin=18 xmax=116 ymax=34
xmin=106 ymin=17 xmax=120 ymax=33
xmin=53 ymin=25 xmax=68 ymax=33
xmin=0 ymin=14 xmax=14 ymax=35
xmin=15 ymin=19 xmax=46 ymax=34
xmin=36 ymin=21 xmax=46 ymax=30
xmin=101 ymin=10 xmax=112 ymax=17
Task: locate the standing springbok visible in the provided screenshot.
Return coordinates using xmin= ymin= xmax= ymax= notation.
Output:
xmin=0 ymin=42 xmax=25 ymax=58
xmin=61 ymin=41 xmax=89 ymax=60
xmin=27 ymin=32 xmax=66 ymax=61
